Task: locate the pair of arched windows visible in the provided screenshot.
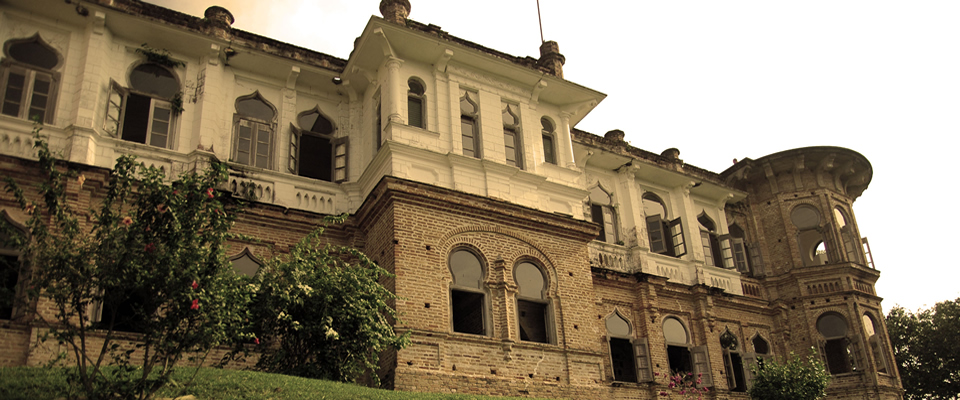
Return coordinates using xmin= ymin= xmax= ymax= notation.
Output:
xmin=1 ymin=34 xmax=61 ymax=124
xmin=719 ymin=329 xmax=770 ymax=392
xmin=448 ymin=248 xmax=551 ymax=343
xmin=230 ymin=93 xmax=346 ymax=182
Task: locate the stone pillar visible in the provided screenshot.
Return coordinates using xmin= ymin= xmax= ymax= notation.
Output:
xmin=66 ymin=11 xmax=108 ymax=165
xmin=385 ymin=56 xmax=404 ymax=125
xmin=203 ymin=6 xmax=234 ymax=40
xmin=559 ymin=112 xmax=576 ymax=169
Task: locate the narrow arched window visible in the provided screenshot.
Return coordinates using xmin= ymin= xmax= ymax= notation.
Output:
xmin=515 ymin=261 xmax=549 ymax=343
xmin=289 ymin=107 xmax=347 ymax=182
xmin=835 ymin=206 xmax=862 ymax=264
xmin=720 ymin=329 xmax=747 ymax=392
xmin=459 ymin=89 xmax=480 ymax=158
xmin=502 ymin=104 xmax=523 ymax=169
xmin=407 ymin=78 xmax=425 ymax=129
xmin=449 ymin=248 xmax=487 ymax=335
xmin=232 ymin=92 xmax=276 ymax=169
xmin=699 ymin=212 xmax=734 ymax=269
xmin=541 ymin=117 xmax=557 ymax=165
xmin=663 ymin=317 xmax=691 ymax=374
xmin=862 ymin=313 xmax=889 ymax=374
xmin=1 ymin=34 xmax=62 ymax=124
xmin=817 ymin=313 xmax=861 ymax=374
xmin=644 ymin=192 xmax=686 ymax=257
xmin=606 ymin=312 xmax=653 ymax=382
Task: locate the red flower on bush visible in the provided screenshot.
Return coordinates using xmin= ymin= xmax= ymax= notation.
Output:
xmin=206 ymin=188 xmax=215 ymax=199
xmin=190 ymin=299 xmax=199 ymax=310
xmin=254 ymin=337 xmax=260 ymax=345
xmin=191 ymin=280 xmax=198 ymax=290
xmin=157 ymin=204 xmax=167 ymax=213
xmin=121 ymin=216 xmax=133 ymax=227
xmin=145 ymin=243 xmax=156 ymax=253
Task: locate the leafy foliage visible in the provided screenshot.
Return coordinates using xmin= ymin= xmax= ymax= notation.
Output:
xmin=245 ymin=216 xmax=409 ymax=384
xmin=887 ymin=299 xmax=960 ymax=400
xmin=747 ymin=350 xmax=829 ymax=400
xmin=135 ymin=44 xmax=186 ymax=69
xmin=2 ymin=126 xmax=251 ymax=399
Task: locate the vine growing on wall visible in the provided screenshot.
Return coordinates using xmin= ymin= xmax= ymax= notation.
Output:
xmin=136 ymin=43 xmax=186 ymax=69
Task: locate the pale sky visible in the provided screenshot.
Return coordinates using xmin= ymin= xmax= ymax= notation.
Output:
xmin=149 ymin=0 xmax=960 ymax=313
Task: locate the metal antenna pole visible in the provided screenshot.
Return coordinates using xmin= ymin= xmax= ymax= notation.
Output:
xmin=537 ymin=0 xmax=544 ymax=43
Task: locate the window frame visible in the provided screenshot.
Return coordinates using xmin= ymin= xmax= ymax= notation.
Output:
xmin=0 ymin=35 xmax=62 ymax=125
xmin=0 ymin=211 xmax=27 ymax=321
xmin=289 ymin=108 xmax=348 ymax=183
xmin=514 ymin=261 xmax=552 ymax=344
xmin=502 ymin=103 xmax=523 ymax=169
xmin=589 ymin=186 xmax=619 ymax=244
xmin=459 ymin=89 xmax=481 ymax=159
xmin=407 ymin=77 xmax=426 ymax=129
xmin=231 ymin=92 xmax=277 ymax=170
xmin=540 ymin=117 xmax=557 ymax=165
xmin=448 ymin=247 xmax=490 ymax=336
xmin=103 ymin=62 xmax=181 ymax=150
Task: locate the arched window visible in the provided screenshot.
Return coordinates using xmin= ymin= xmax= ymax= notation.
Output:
xmin=229 ymin=247 xmax=263 ymax=277
xmin=459 ymin=89 xmax=480 ymax=158
xmin=104 ymin=62 xmax=180 ymax=148
xmin=288 ymin=107 xmax=347 ymax=182
xmin=232 ymin=92 xmax=276 ymax=169
xmin=792 ymin=205 xmax=828 ymax=266
xmin=720 ymin=329 xmax=747 ymax=392
xmin=515 ymin=261 xmax=549 ymax=343
xmin=541 ymin=117 xmax=557 ymax=165
xmin=1 ymin=34 xmax=61 ymax=124
xmin=605 ymin=311 xmax=654 ymax=383
xmin=589 ymin=186 xmax=619 ymax=244
xmin=835 ymin=206 xmax=862 ymax=264
xmin=407 ymin=78 xmax=425 ymax=129
xmin=752 ymin=335 xmax=770 ymax=355
xmin=502 ymin=104 xmax=523 ymax=169
xmin=862 ymin=313 xmax=889 ymax=374
xmin=449 ymin=248 xmax=487 ymax=335
xmin=698 ymin=212 xmax=734 ymax=269
xmin=817 ymin=313 xmax=861 ymax=374
xmin=644 ymin=192 xmax=686 ymax=257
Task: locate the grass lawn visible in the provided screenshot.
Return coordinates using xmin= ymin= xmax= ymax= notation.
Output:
xmin=0 ymin=366 xmax=555 ymax=400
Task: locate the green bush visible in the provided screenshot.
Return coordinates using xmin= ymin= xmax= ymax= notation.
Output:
xmin=747 ymin=349 xmax=829 ymax=400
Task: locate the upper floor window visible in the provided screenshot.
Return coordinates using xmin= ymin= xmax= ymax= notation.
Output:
xmin=817 ymin=312 xmax=862 ymax=374
xmin=502 ymin=104 xmax=523 ymax=169
xmin=459 ymin=90 xmax=480 ymax=158
xmin=1 ymin=34 xmax=61 ymax=124
xmin=449 ymin=248 xmax=487 ymax=335
xmin=698 ymin=213 xmax=734 ymax=269
xmin=407 ymin=78 xmax=425 ymax=129
xmin=541 ymin=117 xmax=557 ymax=165
xmin=792 ymin=205 xmax=828 ymax=266
xmin=643 ymin=192 xmax=686 ymax=257
xmin=232 ymin=92 xmax=276 ymax=169
xmin=862 ymin=313 xmax=889 ymax=374
xmin=606 ymin=311 xmax=653 ymax=383
xmin=289 ymin=107 xmax=347 ymax=182
xmin=589 ymin=186 xmax=618 ymax=244
xmin=105 ymin=63 xmax=180 ymax=148
xmin=515 ymin=261 xmax=549 ymax=343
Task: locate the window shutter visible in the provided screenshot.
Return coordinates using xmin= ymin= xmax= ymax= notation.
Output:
xmin=592 ymin=205 xmax=606 ymax=242
xmin=700 ymin=231 xmax=715 ymax=266
xmin=408 ymin=95 xmax=423 ymax=128
xmin=1 ymin=68 xmax=26 ymax=118
xmin=718 ymin=235 xmax=734 ymax=269
xmin=104 ymin=80 xmax=127 ymax=138
xmin=732 ymin=238 xmax=748 ymax=273
xmin=691 ymin=345 xmax=713 ymax=387
xmin=722 ymin=351 xmax=735 ymax=389
xmin=28 ymin=71 xmax=54 ymax=123
xmin=848 ymin=335 xmax=864 ymax=372
xmin=669 ymin=217 xmax=687 ymax=257
xmin=647 ymin=215 xmax=667 ymax=253
xmin=817 ymin=339 xmax=830 ymax=374
xmin=840 ymin=226 xmax=860 ymax=264
xmin=542 ymin=134 xmax=556 ymax=165
xmin=602 ymin=206 xmax=616 ymax=243
xmin=747 ymin=243 xmax=765 ymax=276
xmin=632 ymin=337 xmax=654 ymax=382
xmin=288 ymin=124 xmax=299 ymax=173
xmin=742 ymin=352 xmax=758 ymax=390
xmin=333 ymin=137 xmax=348 ymax=183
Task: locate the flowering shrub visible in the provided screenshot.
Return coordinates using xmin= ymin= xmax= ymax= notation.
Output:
xmin=654 ymin=371 xmax=709 ymax=399
xmin=242 ymin=216 xmax=409 ymax=384
xmin=2 ymin=127 xmax=251 ymax=399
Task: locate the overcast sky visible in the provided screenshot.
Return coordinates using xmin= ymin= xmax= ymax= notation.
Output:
xmin=149 ymin=0 xmax=960 ymax=313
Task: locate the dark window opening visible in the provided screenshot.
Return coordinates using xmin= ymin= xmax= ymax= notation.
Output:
xmin=541 ymin=117 xmax=556 ymax=165
xmin=407 ymin=79 xmax=425 ymax=129
xmin=0 ymin=254 xmax=19 ymax=320
xmin=460 ymin=91 xmax=480 ymax=158
xmin=120 ymin=93 xmax=151 ymax=144
xmin=451 ymin=290 xmax=484 ymax=335
xmin=298 ymin=134 xmax=333 ymax=180
xmin=517 ymin=300 xmax=548 ymax=343
xmin=610 ymin=338 xmax=638 ymax=382
xmin=824 ymin=338 xmax=852 ymax=374
xmin=97 ymin=289 xmax=152 ymax=333
xmin=667 ymin=345 xmax=692 ymax=374
xmin=724 ymin=352 xmax=747 ymax=392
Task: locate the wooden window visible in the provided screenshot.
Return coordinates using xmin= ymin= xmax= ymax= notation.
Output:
xmin=290 ymin=108 xmax=347 ymax=182
xmin=407 ymin=78 xmax=425 ymax=129
xmin=541 ymin=117 xmax=556 ymax=165
xmin=103 ymin=62 xmax=179 ymax=149
xmin=589 ymin=186 xmax=618 ymax=244
xmin=502 ymin=104 xmax=523 ymax=169
xmin=449 ymin=249 xmax=487 ymax=335
xmin=515 ymin=262 xmax=549 ymax=343
xmin=232 ymin=93 xmax=276 ymax=169
xmin=459 ymin=90 xmax=480 ymax=158
xmin=1 ymin=35 xmax=61 ymax=124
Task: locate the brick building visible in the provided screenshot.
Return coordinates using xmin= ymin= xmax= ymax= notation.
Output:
xmin=0 ymin=0 xmax=902 ymax=398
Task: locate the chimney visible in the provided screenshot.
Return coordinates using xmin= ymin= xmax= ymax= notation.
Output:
xmin=380 ymin=0 xmax=411 ymax=25
xmin=538 ymin=40 xmax=566 ymax=78
xmin=661 ymin=148 xmax=681 ymax=161
xmin=204 ymin=6 xmax=234 ymax=39
xmin=604 ymin=129 xmax=625 ymax=142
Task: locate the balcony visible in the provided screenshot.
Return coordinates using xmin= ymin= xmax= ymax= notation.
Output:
xmin=588 ymin=241 xmax=631 ymax=273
